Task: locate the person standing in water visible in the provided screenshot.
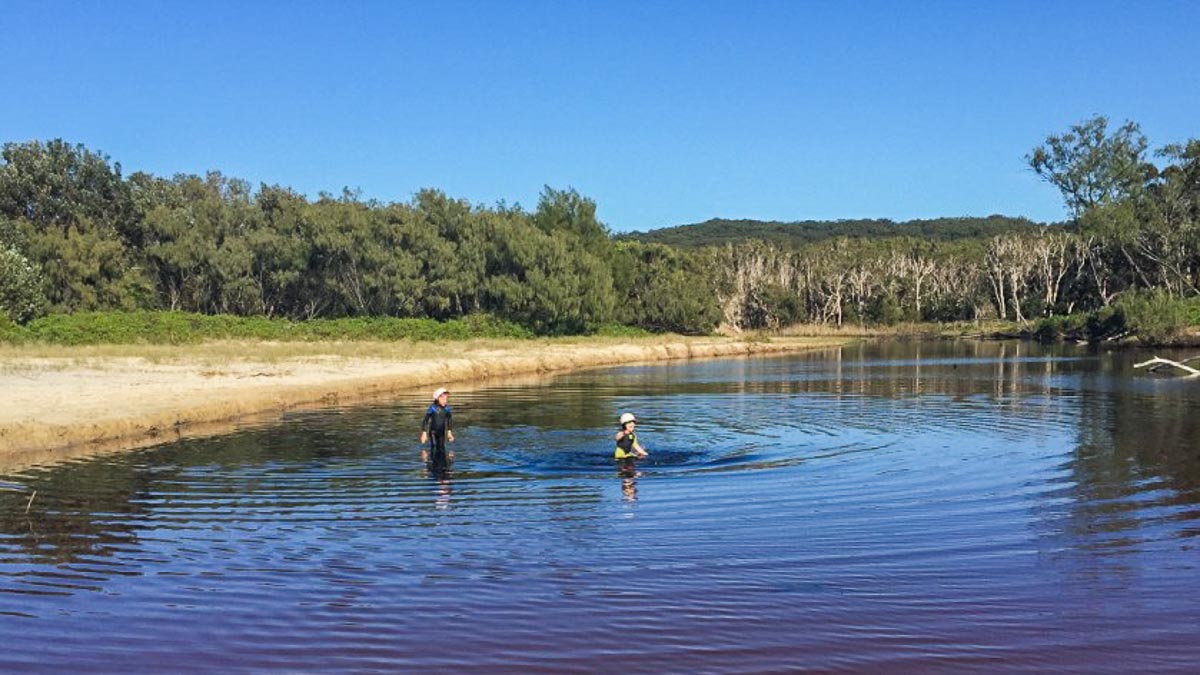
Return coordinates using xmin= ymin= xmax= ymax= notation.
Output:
xmin=420 ymin=388 xmax=455 ymax=469
xmin=614 ymin=412 xmax=648 ymax=461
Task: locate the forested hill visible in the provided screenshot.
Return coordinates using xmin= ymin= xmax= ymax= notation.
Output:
xmin=622 ymin=215 xmax=1052 ymax=248
xmin=4 ymin=116 xmax=1195 ymax=338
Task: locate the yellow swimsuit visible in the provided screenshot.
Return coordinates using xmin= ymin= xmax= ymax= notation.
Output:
xmin=614 ymin=431 xmax=638 ymax=460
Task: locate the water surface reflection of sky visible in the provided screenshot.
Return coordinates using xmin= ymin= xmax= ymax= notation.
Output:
xmin=1 ymin=340 xmax=1198 ymax=672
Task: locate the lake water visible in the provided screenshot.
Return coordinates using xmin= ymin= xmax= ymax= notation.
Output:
xmin=2 ymin=340 xmax=1199 ymax=672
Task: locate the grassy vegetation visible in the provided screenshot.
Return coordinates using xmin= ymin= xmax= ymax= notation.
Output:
xmin=0 ymin=311 xmax=674 ymax=365
xmin=0 ymin=328 xmax=800 ymax=372
xmin=591 ymin=322 xmax=655 ymax=338
xmin=1032 ymin=291 xmax=1200 ymax=344
xmin=773 ymin=320 xmax=1020 ymax=339
xmin=7 ymin=300 xmax=1196 ymax=353
xmin=0 ymin=311 xmax=540 ymax=346
xmin=770 ymin=295 xmax=1200 ymax=347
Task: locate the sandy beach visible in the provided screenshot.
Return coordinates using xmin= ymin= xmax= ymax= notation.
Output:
xmin=0 ymin=336 xmax=846 ymax=468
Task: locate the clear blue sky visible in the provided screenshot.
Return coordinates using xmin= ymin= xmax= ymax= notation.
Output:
xmin=2 ymin=1 xmax=1197 ymax=231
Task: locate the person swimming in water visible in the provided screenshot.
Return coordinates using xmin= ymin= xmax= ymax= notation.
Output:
xmin=614 ymin=412 xmax=648 ymax=461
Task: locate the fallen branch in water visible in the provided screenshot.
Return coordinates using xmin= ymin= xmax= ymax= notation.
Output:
xmin=1134 ymin=356 xmax=1200 ymax=377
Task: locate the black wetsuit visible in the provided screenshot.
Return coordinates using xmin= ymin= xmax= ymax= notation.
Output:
xmin=422 ymin=403 xmax=453 ymax=468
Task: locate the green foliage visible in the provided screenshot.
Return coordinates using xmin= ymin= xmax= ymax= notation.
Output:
xmin=17 ymin=311 xmax=197 ymax=344
xmin=757 ymin=283 xmax=805 ymax=328
xmin=0 ymin=216 xmax=27 ymax=252
xmin=622 ymin=215 xmax=1046 ymax=249
xmin=482 ymin=221 xmax=615 ymax=335
xmin=1111 ymin=290 xmax=1200 ymax=343
xmin=1083 ymin=307 xmax=1126 ymax=342
xmin=1 ymin=140 xmax=149 ymax=311
xmin=592 ymin=322 xmax=653 ymax=338
xmin=0 ymin=245 xmax=47 ymax=323
xmin=1026 ymin=115 xmax=1151 ymax=218
xmin=0 ymin=143 xmax=624 ymax=334
xmin=1032 ymin=291 xmax=1200 ymax=344
xmin=23 ymin=219 xmax=153 ymax=311
xmin=3 ymin=127 xmax=1198 ymax=338
xmin=1030 ymin=314 xmax=1089 ymax=342
xmin=3 ymin=311 xmax=533 ymax=345
xmin=871 ymin=293 xmax=905 ymax=326
xmin=533 ymin=186 xmax=610 ymax=258
xmin=610 ymin=241 xmax=721 ymax=334
xmin=0 ymin=139 xmax=138 ymax=235
xmin=1027 ymin=117 xmax=1200 ymax=306
xmin=0 ymin=314 xmax=21 ymax=341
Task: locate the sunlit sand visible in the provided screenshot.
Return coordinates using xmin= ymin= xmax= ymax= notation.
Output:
xmin=0 ymin=336 xmax=846 ymax=467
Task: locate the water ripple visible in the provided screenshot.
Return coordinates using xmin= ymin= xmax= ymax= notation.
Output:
xmin=2 ymin=343 xmax=1200 ymax=671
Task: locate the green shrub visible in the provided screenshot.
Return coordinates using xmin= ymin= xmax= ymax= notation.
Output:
xmin=1175 ymin=296 xmax=1200 ymax=326
xmin=4 ymin=311 xmax=535 ymax=345
xmin=1082 ymin=306 xmax=1125 ymax=342
xmin=593 ymin=322 xmax=653 ymax=338
xmin=872 ymin=294 xmax=905 ymax=326
xmin=0 ymin=245 xmax=47 ymax=323
xmin=1034 ymin=313 xmax=1094 ymax=342
xmin=0 ymin=314 xmax=25 ymax=342
xmin=1112 ymin=290 xmax=1187 ymax=344
xmin=1045 ymin=292 xmax=1200 ymax=345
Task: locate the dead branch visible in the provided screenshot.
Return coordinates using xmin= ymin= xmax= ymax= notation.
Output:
xmin=1134 ymin=356 xmax=1200 ymax=377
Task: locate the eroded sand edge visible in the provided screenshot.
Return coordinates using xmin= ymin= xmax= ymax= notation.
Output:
xmin=0 ymin=337 xmax=844 ymax=468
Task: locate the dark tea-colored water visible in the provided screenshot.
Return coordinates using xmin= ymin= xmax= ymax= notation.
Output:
xmin=2 ymin=341 xmax=1199 ymax=672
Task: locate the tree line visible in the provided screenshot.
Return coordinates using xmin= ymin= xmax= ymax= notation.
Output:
xmin=622 ymin=215 xmax=1048 ymax=248
xmin=705 ymin=116 xmax=1200 ymax=333
xmin=0 ymin=141 xmax=717 ymax=334
xmin=1 ymin=115 xmax=1197 ymax=339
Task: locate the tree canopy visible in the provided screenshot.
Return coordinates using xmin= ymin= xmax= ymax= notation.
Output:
xmin=620 ymin=215 xmax=1049 ymax=249
xmin=2 ymin=116 xmax=1197 ymax=340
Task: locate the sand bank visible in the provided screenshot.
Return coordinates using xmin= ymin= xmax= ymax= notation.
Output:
xmin=0 ymin=336 xmax=845 ymax=468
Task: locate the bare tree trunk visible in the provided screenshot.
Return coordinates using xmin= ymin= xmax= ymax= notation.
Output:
xmin=985 ymin=243 xmax=1008 ymax=319
xmin=848 ymin=264 xmax=875 ymax=326
xmin=1032 ymin=230 xmax=1075 ymax=315
xmin=987 ymin=235 xmax=1035 ymax=324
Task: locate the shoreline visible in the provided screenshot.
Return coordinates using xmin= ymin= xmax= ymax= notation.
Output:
xmin=0 ymin=336 xmax=848 ymax=469
xmin=775 ymin=319 xmax=1200 ymax=347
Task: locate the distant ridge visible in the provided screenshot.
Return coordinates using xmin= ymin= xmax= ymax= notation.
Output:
xmin=621 ymin=215 xmax=1054 ymax=248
